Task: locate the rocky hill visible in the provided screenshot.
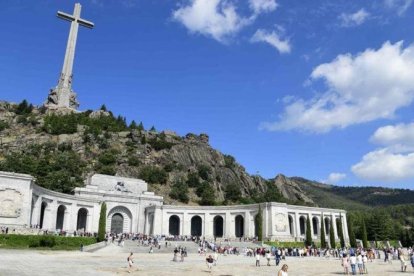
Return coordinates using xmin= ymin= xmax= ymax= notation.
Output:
xmin=0 ymin=100 xmax=413 ymax=209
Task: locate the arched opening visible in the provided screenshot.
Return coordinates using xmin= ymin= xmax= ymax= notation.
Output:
xmin=191 ymin=215 xmax=202 ymax=236
xmin=288 ymin=215 xmax=294 ymax=236
xmin=169 ymin=215 xmax=180 ymax=236
xmin=299 ymin=216 xmax=306 ymax=235
xmin=148 ymin=214 xmax=154 ymax=235
xmin=213 ymin=216 xmax=224 ymax=237
xmin=111 ymin=213 xmax=124 ymax=234
xmin=40 ymin=202 xmax=47 ymax=229
xmin=107 ymin=206 xmax=133 ymax=233
xmin=312 ymin=217 xmax=319 ymax=235
xmin=325 ymin=217 xmax=330 ymax=234
xmin=55 ymin=205 xmax=66 ymax=230
xmin=235 ymin=215 xmax=244 ymax=238
xmin=77 ymin=208 xmax=88 ymax=231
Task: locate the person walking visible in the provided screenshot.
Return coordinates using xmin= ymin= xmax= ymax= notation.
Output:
xmin=256 ymin=252 xmax=261 ymax=267
xmin=400 ymin=253 xmax=407 ymax=272
xmin=275 ymin=248 xmax=281 ymax=266
xmin=357 ymin=253 xmax=363 ymax=274
xmin=206 ymin=255 xmax=214 ymax=272
xmin=127 ymin=252 xmax=134 ymax=273
xmin=341 ymin=253 xmax=350 ymax=275
xmin=266 ymin=251 xmax=271 ymax=266
xmin=349 ymin=254 xmax=357 ymax=275
xmin=277 ymin=264 xmax=289 ymax=276
xmin=410 ymin=253 xmax=414 ymax=272
xmin=213 ymin=251 xmax=218 ymax=266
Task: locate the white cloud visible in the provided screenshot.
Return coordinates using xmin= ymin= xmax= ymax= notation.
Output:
xmin=384 ymin=0 xmax=413 ymax=16
xmin=251 ymin=29 xmax=291 ymax=54
xmin=249 ymin=0 xmax=278 ymax=14
xmin=339 ymin=8 xmax=370 ymax=27
xmin=352 ymin=148 xmax=414 ymax=182
xmin=323 ymin=172 xmax=347 ymax=184
xmin=172 ymin=0 xmax=251 ymax=42
xmin=370 ymin=122 xmax=414 ymax=151
xmin=261 ymin=41 xmax=414 ymax=133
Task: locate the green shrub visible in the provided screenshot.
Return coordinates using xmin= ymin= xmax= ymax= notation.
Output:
xmin=15 ymin=99 xmax=33 ymax=115
xmin=186 ymin=172 xmax=201 ymax=188
xmin=224 ymin=183 xmax=242 ymax=202
xmin=223 ymin=154 xmax=236 ymax=168
xmin=127 ymin=156 xmax=141 ymax=166
xmin=147 ymin=137 xmax=174 ymax=151
xmin=169 ymin=181 xmax=189 ymax=203
xmin=98 ymin=151 xmax=117 ymax=165
xmin=0 ymin=234 xmax=96 ymax=250
xmin=0 ymin=121 xmax=9 ymax=131
xmin=139 ymin=166 xmax=168 ymax=184
xmin=197 ymin=164 xmax=211 ymax=181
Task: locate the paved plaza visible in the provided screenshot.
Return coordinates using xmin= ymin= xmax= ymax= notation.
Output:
xmin=0 ymin=244 xmax=412 ymax=276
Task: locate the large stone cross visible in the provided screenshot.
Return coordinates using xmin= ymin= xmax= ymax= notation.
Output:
xmin=45 ymin=3 xmax=94 ymax=110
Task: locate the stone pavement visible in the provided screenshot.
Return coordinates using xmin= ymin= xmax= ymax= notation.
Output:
xmin=0 ymin=246 xmax=412 ymax=276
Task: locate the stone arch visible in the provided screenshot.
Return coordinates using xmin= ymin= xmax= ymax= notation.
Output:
xmin=111 ymin=213 xmax=124 ymax=234
xmin=40 ymin=201 xmax=47 ymax=229
xmin=299 ymin=216 xmax=306 ymax=235
xmin=169 ymin=215 xmax=180 ymax=236
xmin=324 ymin=217 xmax=330 ymax=234
xmin=288 ymin=215 xmax=294 ymax=236
xmin=77 ymin=208 xmax=88 ymax=231
xmin=191 ymin=215 xmax=202 ymax=237
xmin=213 ymin=215 xmax=224 ymax=237
xmin=107 ymin=206 xmax=133 ymax=233
xmin=312 ymin=217 xmax=319 ymax=235
xmin=235 ymin=215 xmax=244 ymax=238
xmin=55 ymin=205 xmax=66 ymax=230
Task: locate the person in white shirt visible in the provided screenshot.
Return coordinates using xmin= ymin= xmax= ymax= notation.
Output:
xmin=255 ymin=252 xmax=260 ymax=267
xmin=357 ymin=253 xmax=363 ymax=274
xmin=349 ymin=254 xmax=357 ymax=275
xmin=362 ymin=254 xmax=368 ymax=274
xmin=266 ymin=251 xmax=271 ymax=266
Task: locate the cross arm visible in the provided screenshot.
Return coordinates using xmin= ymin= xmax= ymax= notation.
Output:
xmin=78 ymin=19 xmax=94 ymax=29
xmin=57 ymin=11 xmax=75 ymax=22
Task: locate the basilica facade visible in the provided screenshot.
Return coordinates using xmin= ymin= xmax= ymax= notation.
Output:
xmin=0 ymin=171 xmax=349 ymax=243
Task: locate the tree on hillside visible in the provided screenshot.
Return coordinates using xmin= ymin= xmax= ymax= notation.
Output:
xmin=320 ymin=215 xmax=327 ymax=248
xmin=97 ymin=202 xmax=107 ymax=242
xmin=347 ymin=214 xmax=357 ymax=248
xmin=329 ymin=219 xmax=335 ymax=248
xmin=361 ymin=218 xmax=368 ymax=248
xmin=337 ymin=215 xmax=345 ymax=248
xmin=255 ymin=205 xmax=263 ymax=241
xmin=100 ymin=104 xmax=107 ymax=111
xmin=305 ymin=214 xmax=312 ymax=246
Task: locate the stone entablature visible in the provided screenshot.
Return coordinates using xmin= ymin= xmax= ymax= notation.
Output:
xmin=0 ymin=170 xmax=348 ymax=243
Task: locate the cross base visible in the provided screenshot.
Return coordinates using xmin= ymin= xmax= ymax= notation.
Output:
xmin=44 ymin=87 xmax=79 ymax=110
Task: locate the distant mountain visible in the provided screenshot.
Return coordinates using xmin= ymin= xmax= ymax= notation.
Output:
xmin=1 ymin=100 xmax=413 ymax=211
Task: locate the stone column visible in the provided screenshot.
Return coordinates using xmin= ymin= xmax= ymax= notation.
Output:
xmin=31 ymin=196 xmax=41 ymax=226
xmin=295 ymin=213 xmax=301 ymax=239
xmin=225 ymin=211 xmax=232 ymax=239
xmin=309 ymin=214 xmax=314 ymax=238
xmin=332 ymin=213 xmax=338 ymax=239
xmin=182 ymin=212 xmax=189 ymax=236
xmin=204 ymin=213 xmax=212 ymax=238
xmin=342 ymin=214 xmax=349 ymax=241
xmin=244 ymin=211 xmax=250 ymax=238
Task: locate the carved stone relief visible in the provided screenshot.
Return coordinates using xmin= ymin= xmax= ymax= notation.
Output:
xmin=0 ymin=188 xmax=23 ymax=218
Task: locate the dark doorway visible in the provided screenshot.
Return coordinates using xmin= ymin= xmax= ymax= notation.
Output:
xmin=111 ymin=213 xmax=124 ymax=234
xmin=235 ymin=215 xmax=244 ymax=238
xmin=288 ymin=215 xmax=294 ymax=236
xmin=169 ymin=215 xmax=180 ymax=236
xmin=213 ymin=216 xmax=224 ymax=237
xmin=55 ymin=205 xmax=66 ymax=230
xmin=40 ymin=202 xmax=47 ymax=229
xmin=299 ymin=216 xmax=306 ymax=235
xmin=77 ymin=208 xmax=88 ymax=231
xmin=191 ymin=216 xmax=202 ymax=236
xmin=312 ymin=217 xmax=319 ymax=235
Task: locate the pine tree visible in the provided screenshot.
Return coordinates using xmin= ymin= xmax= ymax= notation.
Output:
xmin=138 ymin=122 xmax=144 ymax=131
xmin=347 ymin=214 xmax=357 ymax=248
xmin=97 ymin=202 xmax=107 ymax=242
xmin=320 ymin=215 xmax=327 ymax=248
xmin=100 ymin=104 xmax=107 ymax=111
xmin=255 ymin=205 xmax=263 ymax=241
xmin=337 ymin=215 xmax=345 ymax=248
xmin=361 ymin=218 xmax=368 ymax=248
xmin=329 ymin=219 xmax=335 ymax=248
xmin=129 ymin=120 xmax=137 ymax=129
xmin=305 ymin=214 xmax=312 ymax=246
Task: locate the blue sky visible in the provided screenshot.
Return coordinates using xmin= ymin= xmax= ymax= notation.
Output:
xmin=1 ymin=0 xmax=414 ymax=189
